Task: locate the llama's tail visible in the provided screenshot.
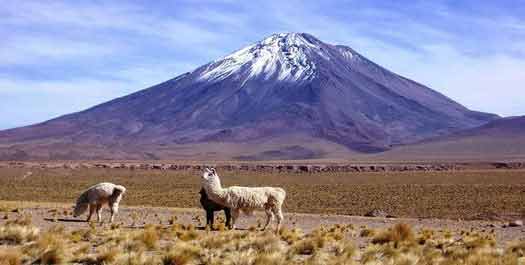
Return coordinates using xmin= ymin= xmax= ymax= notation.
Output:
xmin=272 ymin=187 xmax=286 ymax=205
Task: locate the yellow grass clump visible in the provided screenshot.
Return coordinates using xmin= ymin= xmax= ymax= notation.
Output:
xmin=2 ymin=216 xmax=525 ymax=265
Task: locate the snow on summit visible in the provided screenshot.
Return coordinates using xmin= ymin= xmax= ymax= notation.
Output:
xmin=198 ymin=33 xmax=333 ymax=83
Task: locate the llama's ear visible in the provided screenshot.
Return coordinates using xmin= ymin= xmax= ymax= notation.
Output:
xmin=210 ymin=168 xmax=216 ymax=174
xmin=204 ymin=167 xmax=211 ymax=173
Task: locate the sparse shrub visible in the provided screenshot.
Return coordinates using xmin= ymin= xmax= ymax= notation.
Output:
xmin=333 ymin=241 xmax=357 ymax=260
xmin=463 ymin=233 xmax=496 ymax=250
xmin=215 ymin=222 xmax=227 ymax=232
xmin=178 ymin=229 xmax=199 ymax=242
xmin=243 ymin=232 xmax=282 ymax=254
xmin=0 ymin=223 xmax=40 ymax=244
xmin=6 ymin=214 xmax=31 ymax=226
xmin=0 ymin=248 xmax=22 ymax=265
xmin=130 ymin=212 xmax=139 ymax=227
xmin=507 ymin=240 xmax=525 ymax=256
xmin=96 ymin=246 xmax=120 ymax=264
xmin=372 ymin=223 xmax=414 ymax=245
xmin=163 ymin=242 xmax=201 ymax=265
xmin=253 ymin=252 xmax=286 ymax=265
xmin=136 ymin=225 xmax=159 ymax=250
xmin=168 ymin=215 xmax=177 ymax=225
xmin=39 ymin=247 xmax=67 ymax=265
xmin=292 ymin=236 xmax=324 ymax=255
xmin=360 ymin=227 xmax=376 ymax=237
xmin=279 ymin=227 xmax=303 ymax=244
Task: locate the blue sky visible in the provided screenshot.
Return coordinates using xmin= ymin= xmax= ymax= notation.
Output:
xmin=1 ymin=0 xmax=525 ymax=130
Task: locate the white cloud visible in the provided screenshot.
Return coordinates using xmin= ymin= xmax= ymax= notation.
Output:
xmin=0 ymin=35 xmax=120 ymax=64
xmin=365 ymin=44 xmax=525 ymax=117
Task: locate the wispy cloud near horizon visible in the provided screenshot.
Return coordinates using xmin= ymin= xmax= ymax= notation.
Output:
xmin=1 ymin=0 xmax=524 ymax=129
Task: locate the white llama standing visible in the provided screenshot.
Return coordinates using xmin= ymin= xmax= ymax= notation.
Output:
xmin=201 ymin=168 xmax=286 ymax=232
xmin=73 ymin=182 xmax=126 ymax=223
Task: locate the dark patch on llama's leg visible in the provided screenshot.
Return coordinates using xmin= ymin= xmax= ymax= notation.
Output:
xmin=200 ymin=188 xmax=232 ymax=229
xmin=206 ymin=209 xmax=214 ymax=227
xmin=224 ymin=208 xmax=231 ymax=228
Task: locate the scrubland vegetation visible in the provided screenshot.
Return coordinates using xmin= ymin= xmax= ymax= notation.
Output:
xmin=1 ymin=166 xmax=524 ymax=263
xmin=0 ymin=167 xmax=524 ymax=219
xmin=1 ymin=214 xmax=525 ymax=264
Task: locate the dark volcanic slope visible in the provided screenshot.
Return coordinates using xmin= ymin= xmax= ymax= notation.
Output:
xmin=375 ymin=116 xmax=525 ymax=160
xmin=0 ymin=33 xmax=498 ymax=160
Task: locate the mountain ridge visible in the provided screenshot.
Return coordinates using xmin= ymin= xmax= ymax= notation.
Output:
xmin=0 ymin=33 xmax=498 ymax=160
xmin=373 ymin=116 xmax=525 ymax=161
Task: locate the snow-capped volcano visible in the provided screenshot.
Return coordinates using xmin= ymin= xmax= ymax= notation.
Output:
xmin=0 ymin=33 xmax=498 ymax=160
xmin=199 ymin=33 xmax=323 ymax=82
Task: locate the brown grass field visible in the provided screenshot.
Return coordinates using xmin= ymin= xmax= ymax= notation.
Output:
xmin=2 ymin=167 xmax=525 ymax=264
xmin=0 ymin=167 xmax=524 ymax=220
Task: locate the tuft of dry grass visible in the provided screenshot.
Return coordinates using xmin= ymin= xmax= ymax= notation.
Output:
xmin=162 ymin=242 xmax=201 ymax=265
xmin=279 ymin=227 xmax=303 ymax=245
xmin=0 ymin=223 xmax=39 ymax=244
xmin=2 ymin=214 xmax=525 ymax=265
xmin=360 ymin=227 xmax=376 ymax=238
xmin=135 ymin=225 xmax=159 ymax=250
xmin=371 ymin=223 xmax=414 ymax=245
xmin=0 ymin=248 xmax=22 ymax=265
xmin=38 ymin=247 xmax=67 ymax=265
xmin=95 ymin=246 xmax=120 ymax=264
xmin=292 ymin=236 xmax=324 ymax=255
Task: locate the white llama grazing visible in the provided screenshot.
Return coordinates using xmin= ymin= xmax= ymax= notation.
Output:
xmin=73 ymin=182 xmax=126 ymax=223
xmin=201 ymin=168 xmax=286 ymax=232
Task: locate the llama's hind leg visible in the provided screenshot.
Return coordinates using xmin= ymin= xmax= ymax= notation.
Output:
xmin=272 ymin=207 xmax=283 ymax=233
xmin=262 ymin=207 xmax=274 ymax=231
xmin=230 ymin=208 xmax=240 ymax=230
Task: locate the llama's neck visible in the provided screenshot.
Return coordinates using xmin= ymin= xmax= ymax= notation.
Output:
xmin=204 ymin=175 xmax=226 ymax=200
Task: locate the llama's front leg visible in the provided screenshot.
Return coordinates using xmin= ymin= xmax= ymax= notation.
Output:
xmin=96 ymin=203 xmax=102 ymax=223
xmin=224 ymin=208 xmax=232 ymax=228
xmin=110 ymin=203 xmax=118 ymax=223
xmin=273 ymin=208 xmax=283 ymax=233
xmin=263 ymin=208 xmax=274 ymax=231
xmin=230 ymin=208 xmax=240 ymax=230
xmin=87 ymin=204 xmax=96 ymax=222
xmin=206 ymin=210 xmax=214 ymax=228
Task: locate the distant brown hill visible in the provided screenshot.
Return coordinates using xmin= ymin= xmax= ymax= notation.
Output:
xmin=374 ymin=116 xmax=525 ymax=161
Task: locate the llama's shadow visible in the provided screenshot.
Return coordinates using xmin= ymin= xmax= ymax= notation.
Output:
xmin=195 ymin=226 xmax=252 ymax=231
xmin=43 ymin=217 xmax=86 ymax=223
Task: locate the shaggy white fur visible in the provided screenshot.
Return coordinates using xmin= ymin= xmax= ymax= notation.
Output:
xmin=73 ymin=182 xmax=126 ymax=223
xmin=201 ymin=168 xmax=286 ymax=232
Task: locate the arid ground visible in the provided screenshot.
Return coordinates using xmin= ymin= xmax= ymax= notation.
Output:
xmin=1 ymin=165 xmax=525 ymax=263
xmin=0 ymin=166 xmax=524 ymax=219
xmin=1 ymin=201 xmax=525 ymax=264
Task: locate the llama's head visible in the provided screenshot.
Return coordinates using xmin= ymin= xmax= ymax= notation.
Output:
xmin=73 ymin=203 xmax=88 ymax=217
xmin=202 ymin=167 xmax=217 ymax=181
xmin=202 ymin=168 xmax=221 ymax=188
